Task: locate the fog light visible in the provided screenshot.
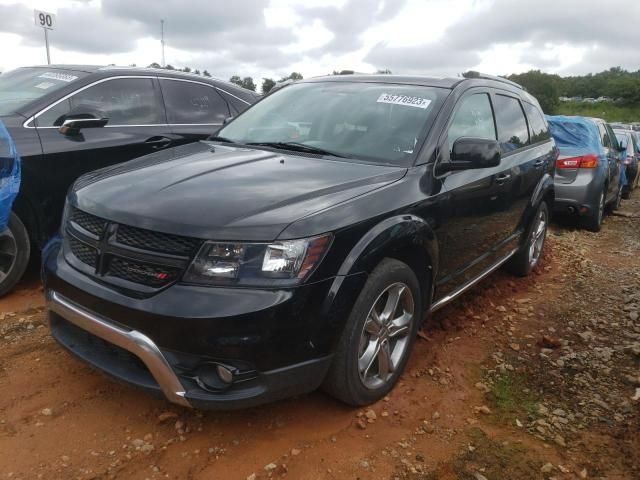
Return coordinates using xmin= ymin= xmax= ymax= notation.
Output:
xmin=194 ymin=363 xmax=235 ymax=392
xmin=216 ymin=364 xmax=234 ymax=384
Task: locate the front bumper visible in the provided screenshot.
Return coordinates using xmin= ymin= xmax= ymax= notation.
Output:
xmin=43 ymin=240 xmax=365 ymax=409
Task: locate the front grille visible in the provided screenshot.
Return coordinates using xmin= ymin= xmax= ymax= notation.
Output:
xmin=68 ymin=236 xmax=98 ymax=269
xmin=107 ymin=257 xmax=181 ymax=288
xmin=70 ymin=208 xmax=106 ymax=237
xmin=116 ymin=224 xmax=201 ymax=256
xmin=65 ymin=207 xmax=197 ymax=290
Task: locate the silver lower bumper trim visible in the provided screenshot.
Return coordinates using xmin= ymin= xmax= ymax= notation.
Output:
xmin=47 ymin=290 xmax=191 ymax=408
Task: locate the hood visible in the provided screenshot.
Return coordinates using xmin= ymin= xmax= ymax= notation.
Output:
xmin=72 ymin=142 xmax=406 ymax=241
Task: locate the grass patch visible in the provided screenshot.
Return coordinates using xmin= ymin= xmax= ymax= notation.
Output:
xmin=555 ymin=101 xmax=640 ymax=122
xmin=486 ymin=373 xmax=538 ymax=423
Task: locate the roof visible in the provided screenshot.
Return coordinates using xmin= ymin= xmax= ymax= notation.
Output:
xmin=21 ymin=64 xmax=259 ymax=98
xmin=300 ymin=73 xmax=532 ymax=98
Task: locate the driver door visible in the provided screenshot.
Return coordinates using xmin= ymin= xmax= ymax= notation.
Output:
xmin=31 ymin=76 xmax=172 ymax=230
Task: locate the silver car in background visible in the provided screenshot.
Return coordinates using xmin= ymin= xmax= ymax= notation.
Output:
xmin=547 ymin=115 xmax=624 ymax=232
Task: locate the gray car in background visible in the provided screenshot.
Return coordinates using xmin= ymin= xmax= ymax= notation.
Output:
xmin=547 ymin=115 xmax=624 ymax=232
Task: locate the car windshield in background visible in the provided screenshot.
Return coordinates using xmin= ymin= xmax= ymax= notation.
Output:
xmin=0 ymin=67 xmax=88 ymax=116
xmin=217 ymin=82 xmax=446 ymax=166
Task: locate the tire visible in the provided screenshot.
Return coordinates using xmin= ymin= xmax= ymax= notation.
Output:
xmin=0 ymin=212 xmax=31 ymax=297
xmin=506 ymin=201 xmax=549 ymax=277
xmin=581 ymin=189 xmax=605 ymax=232
xmin=322 ymin=258 xmax=422 ymax=406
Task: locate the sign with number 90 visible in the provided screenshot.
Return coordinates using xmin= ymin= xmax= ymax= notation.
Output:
xmin=34 ymin=9 xmax=56 ymax=30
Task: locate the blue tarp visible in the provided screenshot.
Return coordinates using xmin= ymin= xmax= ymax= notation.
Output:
xmin=545 ymin=115 xmax=603 ymax=155
xmin=0 ymin=120 xmax=21 ymax=230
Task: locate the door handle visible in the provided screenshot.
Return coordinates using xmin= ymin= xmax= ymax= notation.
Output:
xmin=534 ymin=159 xmax=545 ymax=168
xmin=145 ymin=136 xmax=172 ymax=149
xmin=495 ymin=173 xmax=511 ymax=185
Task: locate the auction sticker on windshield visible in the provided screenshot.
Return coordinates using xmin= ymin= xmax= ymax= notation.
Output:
xmin=38 ymin=72 xmax=78 ymax=83
xmin=377 ymin=93 xmax=432 ymax=109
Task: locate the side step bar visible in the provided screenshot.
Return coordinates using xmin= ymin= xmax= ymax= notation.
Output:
xmin=429 ymin=248 xmax=518 ymax=313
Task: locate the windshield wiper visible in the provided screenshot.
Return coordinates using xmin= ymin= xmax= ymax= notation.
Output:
xmin=207 ymin=135 xmax=237 ymax=144
xmin=246 ymin=141 xmax=346 ymax=158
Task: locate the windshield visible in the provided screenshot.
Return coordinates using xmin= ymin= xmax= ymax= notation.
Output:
xmin=0 ymin=67 xmax=88 ymax=116
xmin=218 ymin=82 xmax=446 ymax=166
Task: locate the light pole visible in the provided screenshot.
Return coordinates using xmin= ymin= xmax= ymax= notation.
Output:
xmin=161 ymin=19 xmax=165 ymax=67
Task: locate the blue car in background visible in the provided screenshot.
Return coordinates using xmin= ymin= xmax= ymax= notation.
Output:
xmin=546 ymin=115 xmax=624 ymax=232
xmin=613 ymin=128 xmax=639 ymax=198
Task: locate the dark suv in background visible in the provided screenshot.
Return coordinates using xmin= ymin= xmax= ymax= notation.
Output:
xmin=43 ymin=73 xmax=555 ymax=409
xmin=0 ymin=65 xmax=258 ymax=295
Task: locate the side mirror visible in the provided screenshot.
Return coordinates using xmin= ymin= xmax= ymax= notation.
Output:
xmin=438 ymin=137 xmax=501 ymax=173
xmin=617 ymin=139 xmax=627 ymax=151
xmin=59 ymin=115 xmax=108 ymax=135
xmin=223 ymin=116 xmax=233 ymax=125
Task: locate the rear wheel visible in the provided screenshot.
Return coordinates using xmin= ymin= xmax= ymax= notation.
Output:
xmin=322 ymin=258 xmax=422 ymax=406
xmin=581 ymin=190 xmax=605 ymax=232
xmin=506 ymin=201 xmax=548 ymax=276
xmin=0 ymin=212 xmax=31 ymax=297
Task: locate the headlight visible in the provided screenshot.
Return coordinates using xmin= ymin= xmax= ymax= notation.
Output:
xmin=183 ymin=234 xmax=332 ymax=286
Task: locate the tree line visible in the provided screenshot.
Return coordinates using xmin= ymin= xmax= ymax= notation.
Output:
xmin=507 ymin=67 xmax=640 ymax=113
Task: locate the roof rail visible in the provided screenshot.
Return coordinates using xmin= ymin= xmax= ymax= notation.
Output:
xmin=462 ymin=71 xmax=525 ymax=91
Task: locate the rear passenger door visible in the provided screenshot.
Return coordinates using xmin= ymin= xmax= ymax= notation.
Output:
xmin=159 ymin=78 xmax=231 ymax=144
xmin=491 ymin=92 xmax=543 ymax=237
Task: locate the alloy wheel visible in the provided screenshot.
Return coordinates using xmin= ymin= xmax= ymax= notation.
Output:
xmin=528 ymin=208 xmax=547 ymax=268
xmin=0 ymin=227 xmax=17 ymax=284
xmin=357 ymin=282 xmax=415 ymax=390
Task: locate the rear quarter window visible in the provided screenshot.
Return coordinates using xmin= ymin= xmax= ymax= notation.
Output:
xmin=523 ymin=103 xmax=550 ymax=143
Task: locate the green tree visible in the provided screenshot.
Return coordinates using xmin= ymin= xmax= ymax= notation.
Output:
xmin=202 ymin=70 xmax=212 ymax=77
xmin=376 ymin=69 xmax=392 ymax=74
xmin=229 ymin=75 xmax=243 ymax=86
xmin=331 ymin=70 xmax=355 ymax=75
xmin=279 ymin=72 xmax=303 ymax=82
xmin=262 ymin=78 xmax=276 ymax=94
xmin=194 ymin=69 xmax=201 ymax=75
xmin=241 ymin=77 xmax=256 ymax=91
xmin=507 ymin=70 xmax=561 ymax=113
xmin=182 ymin=66 xmax=191 ymax=73
xmin=147 ymin=62 xmax=162 ymax=69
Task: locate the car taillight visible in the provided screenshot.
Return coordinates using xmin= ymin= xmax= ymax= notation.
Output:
xmin=556 ymin=154 xmax=599 ymax=169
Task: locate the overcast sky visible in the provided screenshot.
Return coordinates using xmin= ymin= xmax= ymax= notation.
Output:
xmin=0 ymin=0 xmax=638 ymax=86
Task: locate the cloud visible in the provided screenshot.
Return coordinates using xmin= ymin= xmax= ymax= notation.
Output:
xmin=365 ymin=41 xmax=480 ymax=75
xmin=0 ymin=3 xmax=141 ymax=54
xmin=295 ymin=0 xmax=409 ymax=54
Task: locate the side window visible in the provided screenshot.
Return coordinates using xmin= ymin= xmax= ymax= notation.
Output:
xmin=160 ymin=80 xmax=230 ymax=124
xmin=605 ymin=125 xmax=619 ymax=150
xmin=37 ymin=78 xmax=164 ymax=127
xmin=447 ymin=93 xmax=496 ymax=152
xmin=523 ymin=102 xmax=550 ymax=143
xmin=493 ymin=94 xmax=530 ymax=153
xmin=218 ymin=90 xmax=252 ymax=116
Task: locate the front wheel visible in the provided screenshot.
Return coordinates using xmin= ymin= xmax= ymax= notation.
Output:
xmin=322 ymin=258 xmax=422 ymax=406
xmin=506 ymin=201 xmax=548 ymax=277
xmin=0 ymin=212 xmax=31 ymax=297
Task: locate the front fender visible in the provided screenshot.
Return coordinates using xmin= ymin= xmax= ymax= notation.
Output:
xmin=321 ymin=214 xmax=438 ymax=321
xmin=531 ymin=172 xmax=554 ymax=208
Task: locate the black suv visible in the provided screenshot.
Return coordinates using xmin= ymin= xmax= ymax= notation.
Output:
xmin=0 ymin=65 xmax=258 ymax=295
xmin=43 ymin=74 xmax=555 ymax=409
